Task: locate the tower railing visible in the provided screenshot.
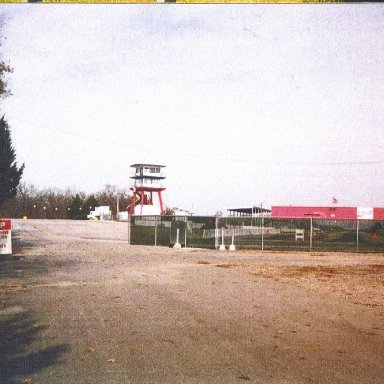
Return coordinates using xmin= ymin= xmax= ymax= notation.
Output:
xmin=131 ymin=181 xmax=166 ymax=189
xmin=132 ymin=171 xmax=166 ymax=178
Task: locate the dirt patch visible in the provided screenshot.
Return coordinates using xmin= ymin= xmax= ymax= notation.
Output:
xmin=282 ymin=265 xmax=342 ymax=277
xmin=215 ymin=263 xmax=238 ymax=269
xmin=281 ymin=264 xmax=384 ymax=278
xmin=247 ymin=262 xmax=384 ymax=308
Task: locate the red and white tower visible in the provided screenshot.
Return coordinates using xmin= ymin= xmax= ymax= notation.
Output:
xmin=129 ymin=164 xmax=166 ymax=216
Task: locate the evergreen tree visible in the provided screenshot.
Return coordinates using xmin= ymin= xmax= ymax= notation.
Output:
xmin=82 ymin=195 xmax=99 ymax=214
xmin=68 ymin=194 xmax=85 ymax=220
xmin=0 ymin=60 xmax=12 ymax=99
xmin=0 ymin=116 xmax=24 ymax=208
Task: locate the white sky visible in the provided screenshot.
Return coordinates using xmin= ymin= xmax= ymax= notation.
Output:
xmin=1 ymin=4 xmax=384 ymax=215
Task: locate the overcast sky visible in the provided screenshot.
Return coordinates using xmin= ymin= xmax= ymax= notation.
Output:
xmin=1 ymin=4 xmax=383 ymax=214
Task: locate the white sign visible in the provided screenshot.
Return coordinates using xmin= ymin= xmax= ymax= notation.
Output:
xmin=0 ymin=219 xmax=12 ymax=254
xmin=357 ymin=207 xmax=373 ymax=220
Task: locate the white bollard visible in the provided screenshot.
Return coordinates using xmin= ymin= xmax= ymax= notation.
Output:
xmin=229 ymin=230 xmax=236 ymax=251
xmin=219 ymin=228 xmax=226 ymax=251
xmin=173 ymin=228 xmax=182 ymax=249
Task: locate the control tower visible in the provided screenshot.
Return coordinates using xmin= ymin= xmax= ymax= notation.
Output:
xmin=129 ymin=164 xmax=166 ymax=216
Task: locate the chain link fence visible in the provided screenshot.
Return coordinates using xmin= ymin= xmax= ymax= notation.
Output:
xmin=127 ymin=215 xmax=384 ymax=252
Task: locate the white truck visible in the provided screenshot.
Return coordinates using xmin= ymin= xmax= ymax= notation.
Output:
xmin=87 ymin=206 xmax=111 ymax=221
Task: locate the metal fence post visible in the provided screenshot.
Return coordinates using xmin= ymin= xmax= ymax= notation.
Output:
xmin=261 ymin=211 xmax=264 ymax=252
xmin=215 ymin=216 xmax=219 ymax=249
xmin=127 ymin=214 xmax=131 ymax=245
xmin=310 ymin=217 xmax=313 ymax=252
xmin=259 ymin=202 xmax=265 ymax=252
xmin=154 ymin=215 xmax=158 ymax=246
xmin=184 ymin=216 xmax=187 ymax=248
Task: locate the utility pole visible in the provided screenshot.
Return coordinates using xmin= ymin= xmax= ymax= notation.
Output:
xmin=116 ymin=193 xmax=120 ymax=219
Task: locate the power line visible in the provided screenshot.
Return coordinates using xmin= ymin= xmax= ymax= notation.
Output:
xmin=8 ymin=115 xmax=384 ymax=167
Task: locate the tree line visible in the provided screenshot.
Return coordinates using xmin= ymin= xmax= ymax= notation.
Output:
xmin=0 ymin=183 xmax=132 ymax=220
xmin=0 ymin=25 xmax=174 ymax=219
xmin=1 ymin=20 xmax=25 ymax=212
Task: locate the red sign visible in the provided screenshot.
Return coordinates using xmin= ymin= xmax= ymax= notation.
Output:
xmin=0 ymin=220 xmax=12 ymax=231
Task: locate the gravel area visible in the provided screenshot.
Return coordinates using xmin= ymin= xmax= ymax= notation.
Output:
xmin=1 ymin=219 xmax=384 ymax=383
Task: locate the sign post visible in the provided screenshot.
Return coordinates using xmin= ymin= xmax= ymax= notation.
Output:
xmin=304 ymin=213 xmax=321 ymax=252
xmin=0 ymin=219 xmax=12 ymax=255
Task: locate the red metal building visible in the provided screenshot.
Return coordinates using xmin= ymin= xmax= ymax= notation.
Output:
xmin=271 ymin=206 xmax=384 ymax=220
xmin=373 ymin=208 xmax=384 ymax=220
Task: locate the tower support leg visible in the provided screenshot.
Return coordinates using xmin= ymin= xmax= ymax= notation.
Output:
xmin=158 ymin=191 xmax=164 ymax=214
xmin=140 ymin=190 xmax=145 ymax=216
xmin=129 ymin=193 xmax=136 ymax=216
